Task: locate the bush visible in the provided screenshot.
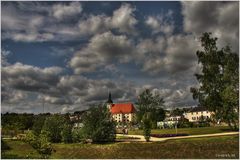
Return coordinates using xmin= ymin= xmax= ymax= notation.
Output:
xmin=41 ymin=115 xmax=66 ymax=143
xmin=142 ymin=113 xmax=152 ymax=142
xmin=81 ymin=104 xmax=116 ymax=143
xmin=61 ymin=123 xmax=73 ymax=143
xmin=25 ymin=130 xmax=53 ymax=158
xmin=72 ymin=128 xmax=84 ymax=143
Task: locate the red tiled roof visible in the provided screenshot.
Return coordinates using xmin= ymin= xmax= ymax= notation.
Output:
xmin=110 ymin=103 xmax=135 ymax=114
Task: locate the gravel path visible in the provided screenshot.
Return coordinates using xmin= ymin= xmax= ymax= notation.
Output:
xmin=116 ymin=132 xmax=239 ymax=142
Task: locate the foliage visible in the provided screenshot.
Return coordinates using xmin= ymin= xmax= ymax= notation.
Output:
xmin=1 ymin=113 xmax=34 ymax=130
xmin=191 ymin=32 xmax=239 ymax=130
xmin=171 ymin=108 xmax=184 ymax=116
xmin=24 ymin=130 xmax=53 ymax=158
xmin=136 ymin=89 xmax=165 ymax=128
xmin=37 ymin=131 xmax=53 ymax=159
xmin=41 ymin=114 xmax=66 ymax=143
xmin=32 ymin=115 xmax=47 ymax=136
xmin=61 ymin=123 xmax=73 ymax=143
xmin=72 ymin=128 xmax=84 ymax=143
xmin=24 ymin=131 xmax=39 ymax=149
xmin=142 ymin=113 xmax=152 ymax=142
xmin=81 ymin=104 xmax=116 ymax=143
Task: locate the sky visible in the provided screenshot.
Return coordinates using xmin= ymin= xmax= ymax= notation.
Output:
xmin=1 ymin=1 xmax=239 ymax=113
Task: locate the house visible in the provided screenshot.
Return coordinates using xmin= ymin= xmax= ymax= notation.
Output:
xmin=110 ymin=103 xmax=136 ymax=123
xmin=106 ymin=93 xmax=136 ymax=123
xmin=184 ymin=106 xmax=213 ymax=122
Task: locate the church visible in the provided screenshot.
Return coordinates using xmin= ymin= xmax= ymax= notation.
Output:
xmin=106 ymin=93 xmax=136 ymax=123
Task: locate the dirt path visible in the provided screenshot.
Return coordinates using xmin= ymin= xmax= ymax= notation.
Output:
xmin=116 ymin=132 xmax=239 ymax=142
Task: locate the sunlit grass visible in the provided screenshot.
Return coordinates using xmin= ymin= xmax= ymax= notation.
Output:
xmin=129 ymin=126 xmax=233 ymax=135
xmin=2 ymin=135 xmax=238 ymax=159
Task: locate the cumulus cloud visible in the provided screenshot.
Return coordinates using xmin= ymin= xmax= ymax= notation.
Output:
xmin=138 ymin=34 xmax=200 ymax=75
xmin=1 ymin=2 xmax=137 ymax=42
xmin=2 ymin=63 xmax=63 ymax=93
xmin=78 ymin=14 xmax=111 ymax=35
xmin=145 ymin=10 xmax=174 ymax=35
xmin=111 ymin=3 xmax=138 ymax=34
xmin=1 ymin=2 xmax=82 ymax=42
xmin=78 ymin=3 xmax=138 ymax=36
xmin=181 ymin=1 xmax=239 ymax=52
xmin=52 ymin=2 xmax=82 ymax=20
xmin=70 ymin=31 xmax=135 ymax=74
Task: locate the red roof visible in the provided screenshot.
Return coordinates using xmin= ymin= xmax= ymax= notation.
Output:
xmin=110 ymin=103 xmax=135 ymax=114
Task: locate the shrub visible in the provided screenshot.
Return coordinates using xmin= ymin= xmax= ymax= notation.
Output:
xmin=142 ymin=113 xmax=152 ymax=142
xmin=72 ymin=128 xmax=84 ymax=143
xmin=61 ymin=123 xmax=73 ymax=143
xmin=81 ymin=104 xmax=116 ymax=143
xmin=41 ymin=115 xmax=66 ymax=143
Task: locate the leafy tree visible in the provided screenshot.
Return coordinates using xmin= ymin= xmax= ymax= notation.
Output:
xmin=171 ymin=108 xmax=184 ymax=116
xmin=37 ymin=131 xmax=53 ymax=159
xmin=25 ymin=130 xmax=53 ymax=158
xmin=61 ymin=123 xmax=73 ymax=143
xmin=32 ymin=115 xmax=47 ymax=136
xmin=191 ymin=32 xmax=239 ymax=130
xmin=41 ymin=114 xmax=66 ymax=143
xmin=136 ymin=89 xmax=165 ymax=128
xmin=1 ymin=113 xmax=34 ymax=130
xmin=72 ymin=128 xmax=84 ymax=143
xmin=81 ymin=104 xmax=116 ymax=143
xmin=142 ymin=113 xmax=152 ymax=142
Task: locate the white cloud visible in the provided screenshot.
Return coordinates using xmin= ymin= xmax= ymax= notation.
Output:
xmin=145 ymin=10 xmax=174 ymax=35
xmin=52 ymin=2 xmax=82 ymax=20
xmin=78 ymin=14 xmax=111 ymax=35
xmin=111 ymin=3 xmax=138 ymax=34
xmin=70 ymin=31 xmax=135 ymax=74
xmin=138 ymin=34 xmax=200 ymax=75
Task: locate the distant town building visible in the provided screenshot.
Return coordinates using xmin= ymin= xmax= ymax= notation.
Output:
xmin=106 ymin=93 xmax=136 ymax=123
xmin=184 ymin=106 xmax=213 ymax=122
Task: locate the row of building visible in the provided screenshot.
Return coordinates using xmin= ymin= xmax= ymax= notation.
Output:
xmin=70 ymin=93 xmax=214 ymax=128
xmin=107 ymin=93 xmax=213 ymax=123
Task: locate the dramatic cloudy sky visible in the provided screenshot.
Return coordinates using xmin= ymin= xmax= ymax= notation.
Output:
xmin=1 ymin=1 xmax=239 ymax=113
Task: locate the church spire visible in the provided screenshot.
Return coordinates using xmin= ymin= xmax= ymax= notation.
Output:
xmin=107 ymin=92 xmax=113 ymax=104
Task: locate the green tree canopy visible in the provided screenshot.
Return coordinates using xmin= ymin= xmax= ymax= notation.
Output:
xmin=136 ymin=89 xmax=165 ymax=128
xmin=81 ymin=104 xmax=116 ymax=143
xmin=191 ymin=32 xmax=239 ymax=129
xmin=41 ymin=114 xmax=67 ymax=143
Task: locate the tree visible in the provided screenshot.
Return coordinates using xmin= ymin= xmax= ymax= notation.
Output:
xmin=41 ymin=114 xmax=66 ymax=143
xmin=142 ymin=113 xmax=152 ymax=142
xmin=191 ymin=32 xmax=239 ymax=130
xmin=136 ymin=89 xmax=165 ymax=128
xmin=32 ymin=115 xmax=47 ymax=136
xmin=37 ymin=131 xmax=53 ymax=159
xmin=61 ymin=123 xmax=73 ymax=143
xmin=81 ymin=104 xmax=116 ymax=143
xmin=25 ymin=130 xmax=53 ymax=158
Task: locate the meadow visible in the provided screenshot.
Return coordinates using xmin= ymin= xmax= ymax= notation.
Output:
xmin=2 ymin=135 xmax=239 ymax=159
xmin=129 ymin=126 xmax=232 ymax=135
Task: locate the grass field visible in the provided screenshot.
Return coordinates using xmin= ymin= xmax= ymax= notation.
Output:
xmin=129 ymin=126 xmax=232 ymax=135
xmin=2 ymin=135 xmax=239 ymax=159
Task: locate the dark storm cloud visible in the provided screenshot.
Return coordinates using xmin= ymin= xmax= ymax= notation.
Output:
xmin=182 ymin=1 xmax=239 ymax=52
xmin=2 ymin=63 xmax=63 ymax=93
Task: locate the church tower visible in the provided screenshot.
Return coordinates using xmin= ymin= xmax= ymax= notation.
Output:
xmin=106 ymin=92 xmax=113 ymax=109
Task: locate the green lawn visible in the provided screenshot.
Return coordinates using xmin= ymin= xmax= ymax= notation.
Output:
xmin=2 ymin=135 xmax=239 ymax=159
xmin=129 ymin=126 xmax=233 ymax=135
